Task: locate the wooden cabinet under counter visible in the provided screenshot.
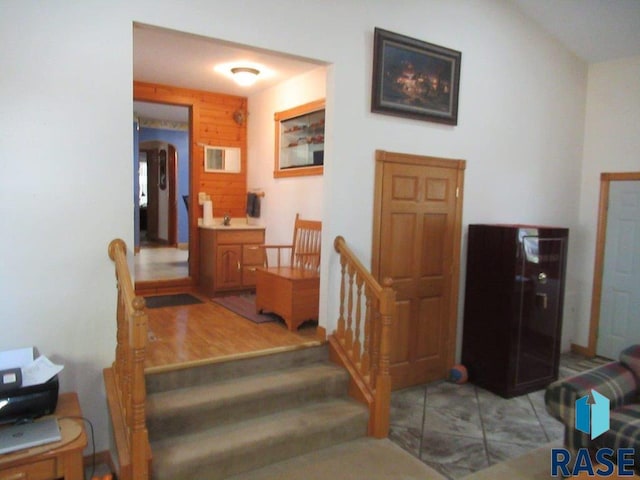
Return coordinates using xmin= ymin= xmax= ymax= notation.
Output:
xmin=199 ymin=225 xmax=265 ymax=295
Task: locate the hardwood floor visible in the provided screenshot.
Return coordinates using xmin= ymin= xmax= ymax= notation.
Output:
xmin=144 ymin=292 xmax=321 ymax=373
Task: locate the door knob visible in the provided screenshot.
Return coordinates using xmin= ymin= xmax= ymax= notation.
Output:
xmin=538 ymin=272 xmax=547 ymax=284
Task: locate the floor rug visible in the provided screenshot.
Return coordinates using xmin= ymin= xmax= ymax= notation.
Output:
xmin=212 ymin=293 xmax=281 ymax=324
xmin=144 ymin=293 xmax=203 ymax=309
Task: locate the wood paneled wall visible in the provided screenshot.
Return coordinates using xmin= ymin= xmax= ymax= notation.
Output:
xmin=134 ymin=81 xmax=248 ymax=282
xmin=134 ymin=81 xmax=248 ymax=217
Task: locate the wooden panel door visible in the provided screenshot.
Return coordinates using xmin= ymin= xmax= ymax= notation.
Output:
xmin=168 ymin=144 xmax=178 ymax=247
xmin=373 ymin=151 xmax=465 ymax=390
xmin=145 ymin=149 xmax=159 ymax=241
xmin=597 ymin=180 xmax=640 ymax=359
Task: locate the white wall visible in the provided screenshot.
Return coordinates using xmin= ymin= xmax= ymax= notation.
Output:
xmin=572 ymin=55 xmax=640 ymax=347
xmin=1 ymin=0 xmax=589 ymax=454
xmin=247 ymin=67 xmax=326 ymax=245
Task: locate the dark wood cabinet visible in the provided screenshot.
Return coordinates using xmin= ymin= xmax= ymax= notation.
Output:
xmin=461 ymin=224 xmax=569 ymax=397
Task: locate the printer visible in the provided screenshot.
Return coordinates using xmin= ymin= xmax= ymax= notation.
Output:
xmin=0 ymin=375 xmax=59 ymax=425
xmin=0 ymin=348 xmax=61 ymax=425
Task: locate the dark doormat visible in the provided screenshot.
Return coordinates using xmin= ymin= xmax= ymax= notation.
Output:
xmin=212 ymin=293 xmax=281 ymax=324
xmin=144 ymin=293 xmax=203 ymax=309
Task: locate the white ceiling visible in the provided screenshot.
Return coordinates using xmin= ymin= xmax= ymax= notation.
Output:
xmin=510 ymin=0 xmax=640 ymax=63
xmin=133 ymin=2 xmax=640 ymax=122
xmin=133 ymin=24 xmax=325 ymax=122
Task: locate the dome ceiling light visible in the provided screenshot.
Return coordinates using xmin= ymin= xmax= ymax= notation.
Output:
xmin=230 ymin=67 xmax=260 ymax=87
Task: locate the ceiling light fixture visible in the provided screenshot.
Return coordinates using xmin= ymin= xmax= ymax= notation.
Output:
xmin=231 ymin=67 xmax=260 ymax=87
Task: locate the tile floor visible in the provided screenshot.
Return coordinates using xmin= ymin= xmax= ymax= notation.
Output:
xmin=134 ymin=246 xmax=189 ymax=281
xmin=388 ymin=353 xmax=609 ymax=479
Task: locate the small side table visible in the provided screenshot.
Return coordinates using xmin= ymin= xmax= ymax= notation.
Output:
xmin=0 ymin=392 xmax=88 ymax=480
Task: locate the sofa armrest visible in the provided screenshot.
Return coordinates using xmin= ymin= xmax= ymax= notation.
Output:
xmin=545 ymin=362 xmax=638 ymax=426
xmin=620 ymin=344 xmax=640 ymax=380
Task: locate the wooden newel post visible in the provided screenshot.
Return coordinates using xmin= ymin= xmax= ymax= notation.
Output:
xmin=334 ymin=236 xmax=347 ymax=339
xmin=111 ymin=240 xmax=128 ymax=396
xmin=372 ymin=277 xmax=395 ymax=438
xmin=131 ymin=296 xmax=149 ymax=479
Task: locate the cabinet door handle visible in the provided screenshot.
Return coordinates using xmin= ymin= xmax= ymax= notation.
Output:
xmin=247 ymin=267 xmax=257 ymax=272
xmin=248 ymin=246 xmax=260 ymax=250
xmin=237 ymin=260 xmax=241 ymax=271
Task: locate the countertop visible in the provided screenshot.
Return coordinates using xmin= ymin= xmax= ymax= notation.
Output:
xmin=198 ymin=218 xmax=264 ymax=230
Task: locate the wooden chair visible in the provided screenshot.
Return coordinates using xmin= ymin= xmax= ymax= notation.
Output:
xmin=256 ymin=214 xmax=321 ymax=331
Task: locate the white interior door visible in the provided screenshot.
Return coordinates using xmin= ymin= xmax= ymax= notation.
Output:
xmin=597 ymin=180 xmax=640 ymax=359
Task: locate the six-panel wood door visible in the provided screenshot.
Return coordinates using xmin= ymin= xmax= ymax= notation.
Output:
xmin=372 ymin=151 xmax=465 ymax=390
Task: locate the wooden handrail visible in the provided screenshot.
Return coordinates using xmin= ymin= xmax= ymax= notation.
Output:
xmin=105 ymin=239 xmax=150 ymax=480
xmin=329 ymin=235 xmax=395 ymax=438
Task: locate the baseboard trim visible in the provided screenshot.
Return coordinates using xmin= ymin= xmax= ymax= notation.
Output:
xmin=316 ymin=325 xmax=327 ymax=342
xmin=571 ymin=343 xmax=592 ymax=358
xmin=84 ymin=450 xmax=115 ymax=476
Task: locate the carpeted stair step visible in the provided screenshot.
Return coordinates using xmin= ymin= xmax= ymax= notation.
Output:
xmin=146 ymin=344 xmax=328 ymax=394
xmin=151 ymin=397 xmax=368 ymax=480
xmin=146 ymin=362 xmax=350 ymax=441
xmin=223 ymin=438 xmax=447 ymax=480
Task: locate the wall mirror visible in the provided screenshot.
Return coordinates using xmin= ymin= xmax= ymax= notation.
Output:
xmin=274 ymin=99 xmax=325 ymax=178
xmin=204 ymin=145 xmax=241 ymax=173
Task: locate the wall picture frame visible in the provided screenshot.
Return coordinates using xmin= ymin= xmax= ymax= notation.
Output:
xmin=274 ymin=99 xmax=325 ymax=178
xmin=371 ymin=28 xmax=461 ymax=125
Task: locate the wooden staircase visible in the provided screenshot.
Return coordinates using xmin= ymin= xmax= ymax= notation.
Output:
xmin=105 ymin=237 xmax=395 ymax=480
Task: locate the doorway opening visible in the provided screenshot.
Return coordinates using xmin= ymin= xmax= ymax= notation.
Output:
xmin=133 ymin=23 xmax=328 ymax=299
xmin=134 ymin=102 xmax=191 ymax=284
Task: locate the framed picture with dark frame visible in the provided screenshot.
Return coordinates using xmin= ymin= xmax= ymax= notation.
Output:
xmin=371 ymin=28 xmax=461 ymax=125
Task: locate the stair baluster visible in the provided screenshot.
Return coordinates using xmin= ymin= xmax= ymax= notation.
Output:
xmin=352 ymin=275 xmax=363 ymax=366
xmin=329 ymin=235 xmax=395 ymax=438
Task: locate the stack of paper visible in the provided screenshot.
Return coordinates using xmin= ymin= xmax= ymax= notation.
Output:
xmin=0 ymin=347 xmax=64 ymax=387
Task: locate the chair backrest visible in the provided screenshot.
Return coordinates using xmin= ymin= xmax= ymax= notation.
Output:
xmin=291 ymin=213 xmax=322 ymax=271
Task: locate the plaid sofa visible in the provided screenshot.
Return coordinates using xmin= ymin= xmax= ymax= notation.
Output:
xmin=545 ymin=345 xmax=640 ymax=469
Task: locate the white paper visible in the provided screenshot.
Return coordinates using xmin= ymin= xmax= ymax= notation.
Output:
xmin=21 ymin=355 xmax=64 ymax=387
xmin=0 ymin=347 xmax=34 ymax=370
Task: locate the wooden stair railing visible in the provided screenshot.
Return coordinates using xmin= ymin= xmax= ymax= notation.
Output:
xmin=328 ymin=235 xmax=395 ymax=438
xmin=104 ymin=239 xmax=150 ymax=480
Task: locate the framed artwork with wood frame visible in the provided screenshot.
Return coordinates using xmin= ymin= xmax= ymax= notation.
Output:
xmin=274 ymin=99 xmax=325 ymax=178
xmin=371 ymin=28 xmax=461 ymax=125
